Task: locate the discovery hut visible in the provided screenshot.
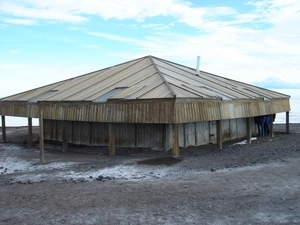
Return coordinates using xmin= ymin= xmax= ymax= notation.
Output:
xmin=0 ymin=56 xmax=290 ymax=161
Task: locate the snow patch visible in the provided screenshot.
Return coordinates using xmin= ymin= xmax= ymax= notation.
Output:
xmin=61 ymin=164 xmax=175 ymax=180
xmin=0 ymin=157 xmax=75 ymax=174
xmin=230 ymin=137 xmax=257 ymax=146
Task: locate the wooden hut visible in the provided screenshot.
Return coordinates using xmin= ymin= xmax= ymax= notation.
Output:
xmin=0 ymin=55 xmax=290 ymax=161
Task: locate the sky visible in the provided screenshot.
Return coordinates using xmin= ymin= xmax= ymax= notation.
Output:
xmin=0 ymin=0 xmax=300 ymax=97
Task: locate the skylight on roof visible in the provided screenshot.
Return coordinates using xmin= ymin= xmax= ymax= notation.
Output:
xmin=94 ymin=87 xmax=127 ymax=102
xmin=30 ymin=90 xmax=57 ymax=102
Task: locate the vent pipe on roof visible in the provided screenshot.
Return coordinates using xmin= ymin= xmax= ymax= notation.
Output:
xmin=196 ymin=56 xmax=200 ymax=76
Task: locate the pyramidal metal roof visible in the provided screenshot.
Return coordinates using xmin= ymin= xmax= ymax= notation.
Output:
xmin=1 ymin=55 xmax=289 ymax=102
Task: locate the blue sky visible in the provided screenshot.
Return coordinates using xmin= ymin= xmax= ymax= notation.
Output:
xmin=0 ymin=0 xmax=300 ymax=97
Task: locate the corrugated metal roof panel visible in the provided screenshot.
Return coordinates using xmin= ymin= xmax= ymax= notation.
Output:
xmin=182 ymin=84 xmax=222 ymax=99
xmin=86 ymin=67 xmax=161 ymax=101
xmin=169 ymin=84 xmax=200 ymax=98
xmin=0 ymin=55 xmax=290 ymax=106
xmin=1 ymin=82 xmax=67 ymax=101
xmin=109 ymin=85 xmax=146 ymax=100
xmin=138 ymin=83 xmax=174 ymax=99
xmin=44 ymin=58 xmax=147 ymax=101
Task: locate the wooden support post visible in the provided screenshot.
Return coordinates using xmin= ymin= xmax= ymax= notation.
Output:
xmin=1 ymin=115 xmax=6 ymax=143
xmin=62 ymin=120 xmax=68 ymax=153
xmin=270 ymin=114 xmax=274 ymax=138
xmin=39 ymin=108 xmax=45 ymax=162
xmin=108 ymin=123 xmax=115 ymax=156
xmin=28 ymin=118 xmax=33 ymax=147
xmin=286 ymin=111 xmax=290 ymax=134
xmin=216 ymin=120 xmax=222 ymax=149
xmin=172 ymin=124 xmax=180 ymax=157
xmin=246 ymin=117 xmax=252 ymax=144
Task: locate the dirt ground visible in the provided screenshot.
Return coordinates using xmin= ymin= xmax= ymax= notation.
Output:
xmin=0 ymin=124 xmax=300 ymax=225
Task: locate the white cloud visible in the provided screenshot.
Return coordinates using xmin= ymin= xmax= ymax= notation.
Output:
xmin=0 ymin=0 xmax=299 ymax=30
xmin=0 ymin=0 xmax=299 ymax=84
xmin=87 ymin=22 xmax=300 ymax=83
xmin=86 ymin=31 xmax=147 ymax=46
xmin=141 ymin=23 xmax=174 ymax=30
xmin=0 ymin=1 xmax=87 ymax=23
xmin=0 ymin=0 xmax=236 ymax=30
xmin=3 ymin=18 xmax=38 ymax=25
xmin=247 ymin=0 xmax=300 ymax=24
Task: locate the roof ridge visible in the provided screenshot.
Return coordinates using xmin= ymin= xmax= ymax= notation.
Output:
xmin=148 ymin=56 xmax=176 ymax=98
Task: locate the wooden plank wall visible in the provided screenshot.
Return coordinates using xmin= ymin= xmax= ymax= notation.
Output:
xmin=44 ymin=120 xmax=166 ymax=150
xmin=44 ymin=117 xmax=260 ymax=151
xmin=195 ymin=122 xmax=209 ymax=146
xmin=0 ymin=99 xmax=290 ymax=125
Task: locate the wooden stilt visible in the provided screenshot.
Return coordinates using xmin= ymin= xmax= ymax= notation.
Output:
xmin=1 ymin=115 xmax=6 ymax=143
xmin=62 ymin=120 xmax=68 ymax=153
xmin=286 ymin=111 xmax=290 ymax=134
xmin=39 ymin=108 xmax=45 ymax=162
xmin=216 ymin=120 xmax=222 ymax=149
xmin=108 ymin=123 xmax=115 ymax=156
xmin=28 ymin=118 xmax=33 ymax=147
xmin=270 ymin=114 xmax=274 ymax=138
xmin=246 ymin=117 xmax=252 ymax=144
xmin=172 ymin=124 xmax=179 ymax=157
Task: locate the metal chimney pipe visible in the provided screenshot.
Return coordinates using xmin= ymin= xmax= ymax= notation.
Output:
xmin=196 ymin=56 xmax=200 ymax=76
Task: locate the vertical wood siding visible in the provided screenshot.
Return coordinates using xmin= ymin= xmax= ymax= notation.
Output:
xmin=0 ymin=99 xmax=290 ymax=124
xmin=44 ymin=118 xmax=255 ymax=151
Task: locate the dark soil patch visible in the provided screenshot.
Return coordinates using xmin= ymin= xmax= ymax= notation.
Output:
xmin=137 ymin=156 xmax=183 ymax=166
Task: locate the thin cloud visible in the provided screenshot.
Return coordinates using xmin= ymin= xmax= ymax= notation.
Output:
xmin=141 ymin=23 xmax=174 ymax=30
xmin=86 ymin=31 xmax=147 ymax=46
xmin=0 ymin=0 xmax=299 ymax=84
xmin=0 ymin=1 xmax=87 ymax=23
xmin=3 ymin=18 xmax=38 ymax=25
xmin=1 ymin=0 xmax=298 ymax=32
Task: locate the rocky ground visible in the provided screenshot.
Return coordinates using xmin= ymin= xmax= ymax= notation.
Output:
xmin=0 ymin=124 xmax=300 ymax=225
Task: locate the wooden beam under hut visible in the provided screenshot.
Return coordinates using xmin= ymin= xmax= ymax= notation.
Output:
xmin=1 ymin=115 xmax=6 ymax=143
xmin=28 ymin=118 xmax=33 ymax=147
xmin=216 ymin=120 xmax=222 ymax=149
xmin=286 ymin=111 xmax=290 ymax=134
xmin=39 ymin=109 xmax=45 ymax=162
xmin=172 ymin=124 xmax=179 ymax=157
xmin=108 ymin=123 xmax=115 ymax=156
xmin=246 ymin=117 xmax=252 ymax=144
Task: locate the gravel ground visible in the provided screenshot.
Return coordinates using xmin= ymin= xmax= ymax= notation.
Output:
xmin=0 ymin=124 xmax=300 ymax=225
